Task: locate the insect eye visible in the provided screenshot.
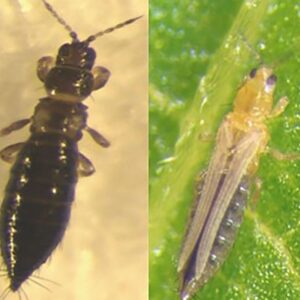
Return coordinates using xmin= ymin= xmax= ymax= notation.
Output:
xmin=59 ymin=44 xmax=71 ymax=57
xmin=249 ymin=68 xmax=257 ymax=78
xmin=266 ymin=74 xmax=277 ymax=86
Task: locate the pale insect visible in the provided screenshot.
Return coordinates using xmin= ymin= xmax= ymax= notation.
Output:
xmin=177 ymin=67 xmax=290 ymax=299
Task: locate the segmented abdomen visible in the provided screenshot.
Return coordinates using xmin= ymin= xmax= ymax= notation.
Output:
xmin=0 ymin=132 xmax=78 ymax=291
xmin=182 ymin=178 xmax=249 ymax=291
xmin=204 ymin=178 xmax=249 ymax=280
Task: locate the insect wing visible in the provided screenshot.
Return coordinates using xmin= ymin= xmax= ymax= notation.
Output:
xmin=178 ymin=120 xmax=232 ymax=272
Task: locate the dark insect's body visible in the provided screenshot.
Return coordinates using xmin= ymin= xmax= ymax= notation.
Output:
xmin=0 ymin=0 xmax=141 ymax=293
xmin=0 ymin=100 xmax=86 ymax=291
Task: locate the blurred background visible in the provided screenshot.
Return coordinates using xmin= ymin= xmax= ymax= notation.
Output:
xmin=0 ymin=0 xmax=147 ymax=299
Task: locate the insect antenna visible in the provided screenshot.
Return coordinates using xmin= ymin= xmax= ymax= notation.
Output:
xmin=269 ymin=49 xmax=296 ymax=70
xmin=42 ymin=0 xmax=142 ymax=44
xmin=42 ymin=0 xmax=78 ymax=42
xmin=84 ymin=15 xmax=143 ymax=43
xmin=238 ymin=33 xmax=263 ymax=65
xmin=238 ymin=33 xmax=295 ymax=71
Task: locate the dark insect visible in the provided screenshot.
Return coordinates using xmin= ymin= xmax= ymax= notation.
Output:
xmin=0 ymin=0 xmax=141 ymax=293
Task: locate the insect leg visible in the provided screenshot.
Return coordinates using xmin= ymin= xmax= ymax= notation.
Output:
xmin=78 ymin=152 xmax=95 ymax=177
xmin=92 ymin=66 xmax=111 ymax=90
xmin=251 ymin=177 xmax=262 ymax=207
xmin=0 ymin=143 xmax=24 ymax=163
xmin=85 ymin=126 xmax=110 ymax=148
xmin=180 ymin=171 xmax=207 ymax=254
xmin=0 ymin=119 xmax=30 ymax=136
xmin=265 ymin=94 xmax=299 ymax=161
xmin=195 ymin=171 xmax=206 ymax=194
xmin=268 ymin=148 xmax=300 ymax=161
xmin=37 ymin=56 xmax=55 ymax=82
xmin=198 ymin=131 xmax=215 ymax=142
xmin=268 ymin=96 xmax=288 ymax=118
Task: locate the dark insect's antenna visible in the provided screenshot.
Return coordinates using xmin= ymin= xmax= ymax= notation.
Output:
xmin=84 ymin=15 xmax=143 ymax=43
xmin=42 ymin=0 xmax=78 ymax=41
xmin=42 ymin=0 xmax=142 ymax=44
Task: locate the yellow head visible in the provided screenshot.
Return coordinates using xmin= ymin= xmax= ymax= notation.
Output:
xmin=233 ymin=67 xmax=277 ymax=120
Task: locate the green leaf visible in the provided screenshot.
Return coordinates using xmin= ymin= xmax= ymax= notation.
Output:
xmin=150 ymin=1 xmax=300 ymax=300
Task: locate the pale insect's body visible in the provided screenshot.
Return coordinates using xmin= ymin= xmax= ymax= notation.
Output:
xmin=178 ymin=67 xmax=289 ymax=299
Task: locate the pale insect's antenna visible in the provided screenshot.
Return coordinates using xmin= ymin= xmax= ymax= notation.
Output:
xmin=42 ymin=0 xmax=79 ymax=42
xmin=239 ymin=33 xmax=297 ymax=70
xmin=269 ymin=49 xmax=296 ymax=70
xmin=42 ymin=0 xmax=142 ymax=44
xmin=238 ymin=33 xmax=264 ymax=66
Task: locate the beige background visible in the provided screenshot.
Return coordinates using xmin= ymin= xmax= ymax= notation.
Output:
xmin=0 ymin=0 xmax=147 ymax=299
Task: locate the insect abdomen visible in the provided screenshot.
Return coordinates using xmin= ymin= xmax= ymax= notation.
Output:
xmin=181 ymin=178 xmax=249 ymax=294
xmin=0 ymin=132 xmax=78 ymax=291
xmin=206 ymin=178 xmax=249 ymax=278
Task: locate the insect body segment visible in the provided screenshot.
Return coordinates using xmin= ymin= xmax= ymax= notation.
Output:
xmin=0 ymin=0 xmax=141 ymax=293
xmin=178 ymin=67 xmax=288 ymax=299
